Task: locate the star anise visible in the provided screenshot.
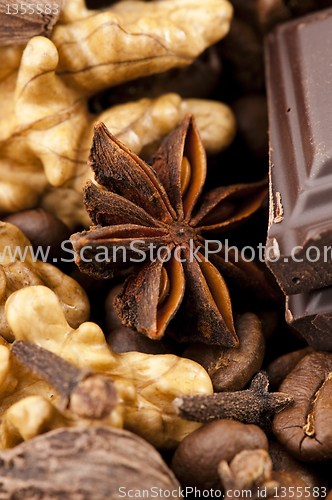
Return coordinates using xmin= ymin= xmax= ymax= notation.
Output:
xmin=71 ymin=115 xmax=270 ymax=347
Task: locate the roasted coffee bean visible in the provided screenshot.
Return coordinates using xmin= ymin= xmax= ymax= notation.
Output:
xmin=256 ymin=0 xmax=291 ymax=34
xmin=269 ymin=471 xmax=315 ymax=500
xmin=70 ymin=266 xmax=105 ymax=293
xmin=105 ymin=284 xmax=124 ymax=333
xmin=105 ymin=284 xmax=174 ymax=354
xmin=232 ymin=94 xmax=269 ymax=161
xmin=257 ymin=310 xmax=279 ymax=340
xmin=266 ymin=347 xmax=313 ymax=390
xmin=218 ymin=17 xmax=265 ymax=92
xmin=273 ymin=352 xmax=332 ymax=461
xmin=85 ymin=0 xmax=118 ymax=7
xmin=107 ymin=325 xmax=168 ymax=355
xmin=231 ymin=0 xmax=263 ymax=29
xmin=92 ymin=47 xmax=222 ymax=110
xmin=269 ymin=441 xmax=326 ymax=489
xmin=171 ymin=420 xmax=268 ymax=491
xmin=231 ymin=0 xmax=291 ymax=36
xmin=183 ymin=313 xmax=265 ymax=392
xmin=4 ymin=209 xmax=70 ymax=259
xmin=230 ymin=0 xmax=262 ymax=27
xmin=284 ymin=0 xmax=332 ymax=17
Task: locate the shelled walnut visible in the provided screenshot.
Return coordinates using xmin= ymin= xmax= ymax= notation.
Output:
xmin=0 ymin=221 xmax=89 ymax=341
xmin=0 ymin=0 xmax=235 ymax=226
xmin=0 ymin=285 xmax=212 ymax=449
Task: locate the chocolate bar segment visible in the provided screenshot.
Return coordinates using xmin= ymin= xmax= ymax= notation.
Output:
xmin=265 ymin=9 xmax=332 ymax=295
xmin=287 ymin=288 xmax=332 ymax=351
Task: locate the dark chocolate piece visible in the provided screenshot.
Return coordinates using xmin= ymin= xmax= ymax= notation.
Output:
xmin=265 ymin=9 xmax=332 ymax=295
xmin=286 ymin=287 xmax=332 ymax=350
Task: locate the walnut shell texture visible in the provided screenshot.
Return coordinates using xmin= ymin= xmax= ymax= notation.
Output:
xmin=0 ymin=426 xmax=181 ymax=499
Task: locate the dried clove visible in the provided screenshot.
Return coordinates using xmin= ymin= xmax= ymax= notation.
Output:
xmin=11 ymin=340 xmax=117 ymax=420
xmin=6 ymin=286 xmax=212 ymax=449
xmin=218 ymin=449 xmax=278 ymax=498
xmin=173 ymin=371 xmax=293 ymax=432
xmin=217 ymin=449 xmax=316 ymax=500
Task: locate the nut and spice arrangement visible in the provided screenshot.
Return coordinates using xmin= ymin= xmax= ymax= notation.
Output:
xmin=2 ymin=0 xmax=332 ymax=498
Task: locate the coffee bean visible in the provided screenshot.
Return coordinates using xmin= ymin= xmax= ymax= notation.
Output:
xmin=105 ymin=284 xmax=174 ymax=354
xmin=257 ymin=309 xmax=280 ymax=340
xmin=92 ymin=47 xmax=222 ymax=111
xmin=4 ymin=209 xmax=70 ymax=259
xmin=218 ymin=17 xmax=265 ymax=92
xmin=183 ymin=313 xmax=265 ymax=392
xmin=70 ymin=266 xmax=105 ymax=293
xmin=232 ymin=94 xmax=268 ymax=161
xmin=105 ymin=284 xmax=124 ymax=333
xmin=269 ymin=440 xmax=326 ymax=489
xmin=256 ymin=0 xmax=291 ymax=35
xmin=266 ymin=347 xmax=313 ymax=390
xmin=273 ymin=352 xmax=332 ymax=461
xmin=284 ymin=0 xmax=332 ymax=17
xmin=230 ymin=0 xmax=261 ymax=27
xmin=270 ymin=471 xmax=315 ymax=499
xmin=106 ymin=325 xmax=168 ymax=355
xmin=171 ymin=420 xmax=268 ymax=490
xmin=231 ymin=0 xmax=291 ymax=36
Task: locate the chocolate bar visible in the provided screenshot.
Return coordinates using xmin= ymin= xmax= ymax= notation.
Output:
xmin=287 ymin=288 xmax=332 ymax=351
xmin=265 ymin=9 xmax=332 ymax=295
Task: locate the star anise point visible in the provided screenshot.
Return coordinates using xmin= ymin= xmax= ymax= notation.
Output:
xmin=71 ymin=115 xmax=270 ymax=346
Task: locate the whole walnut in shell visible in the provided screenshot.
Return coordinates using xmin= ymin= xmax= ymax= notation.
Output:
xmin=0 ymin=426 xmax=181 ymax=499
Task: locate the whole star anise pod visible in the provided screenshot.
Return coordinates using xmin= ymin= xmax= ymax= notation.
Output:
xmin=71 ymin=115 xmax=270 ymax=347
